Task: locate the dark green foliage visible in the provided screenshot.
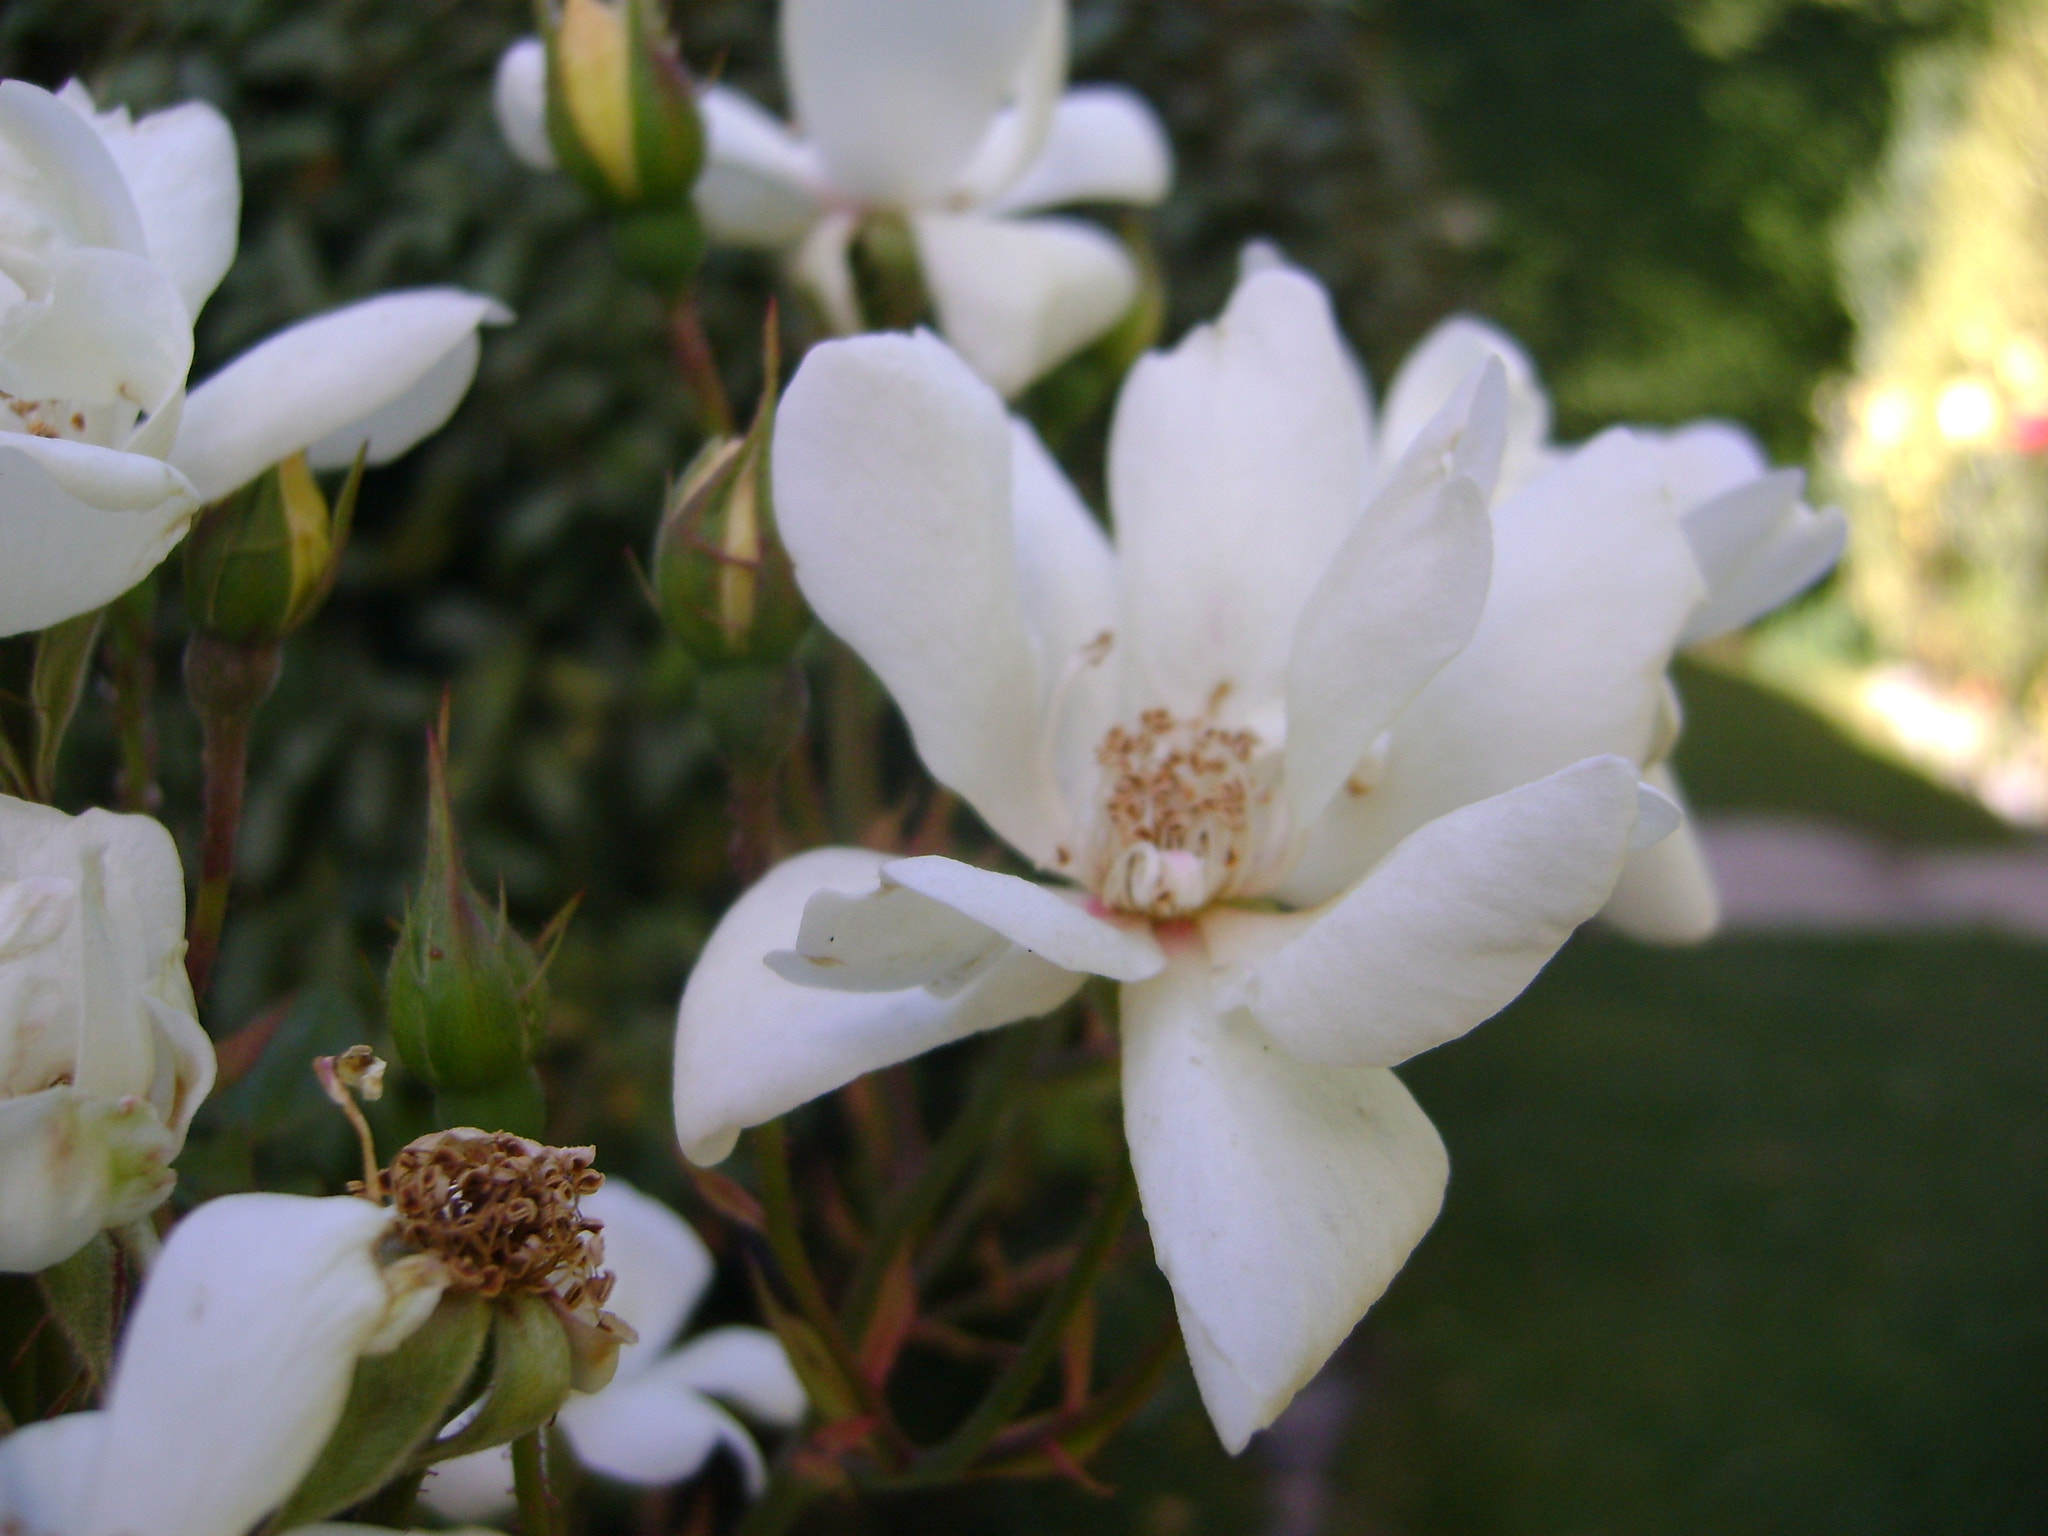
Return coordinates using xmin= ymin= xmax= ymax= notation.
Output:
xmin=1381 ymin=0 xmax=1995 ymax=456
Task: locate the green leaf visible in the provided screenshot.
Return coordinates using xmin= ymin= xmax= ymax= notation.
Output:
xmin=415 ymin=1293 xmax=572 ymax=1466
xmin=269 ymin=1292 xmax=490 ymax=1530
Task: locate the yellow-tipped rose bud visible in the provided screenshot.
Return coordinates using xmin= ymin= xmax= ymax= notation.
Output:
xmin=651 ymin=328 xmax=808 ymax=669
xmin=542 ymin=0 xmax=703 ymax=210
xmin=183 ymin=451 xmax=361 ymax=644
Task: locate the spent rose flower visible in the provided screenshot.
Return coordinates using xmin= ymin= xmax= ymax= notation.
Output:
xmin=0 ymin=1192 xmax=458 ymax=1536
xmin=421 ymin=1175 xmax=805 ymax=1519
xmin=0 ymin=794 xmax=212 ymax=1272
xmin=495 ymin=0 xmax=1172 ymax=397
xmin=671 ymin=265 xmax=1734 ymax=1449
xmin=0 ymin=77 xmax=507 ymax=638
xmin=1362 ymin=305 xmax=1846 ymax=941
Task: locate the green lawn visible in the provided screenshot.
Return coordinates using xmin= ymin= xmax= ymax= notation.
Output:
xmin=1345 ymin=930 xmax=2048 ymax=1535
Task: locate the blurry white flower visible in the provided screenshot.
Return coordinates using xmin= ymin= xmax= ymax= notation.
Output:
xmin=0 ymin=795 xmax=212 ymax=1272
xmin=1370 ymin=310 xmax=1846 ymax=942
xmin=493 ymin=39 xmax=557 ymax=173
xmin=0 ymin=77 xmax=508 ymax=638
xmin=496 ymin=0 xmax=1172 ymax=397
xmin=0 ymin=1192 xmax=453 ymax=1536
xmin=421 ymin=1176 xmax=805 ymax=1520
xmin=674 ymin=266 xmax=1712 ymax=1450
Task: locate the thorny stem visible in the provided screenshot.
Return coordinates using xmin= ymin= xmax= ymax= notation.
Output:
xmin=753 ymin=1122 xmax=839 ymax=1339
xmin=182 ymin=633 xmax=281 ymax=998
xmin=511 ymin=1429 xmax=555 ymax=1536
xmin=914 ymin=1108 xmax=1033 ymax=1290
xmin=751 ymin=1122 xmax=909 ymax=1465
xmin=978 ymin=1311 xmax=1183 ymax=1474
xmin=668 ymin=291 xmax=735 ymax=438
xmin=841 ymin=1026 xmax=1040 ymax=1334
xmin=908 ymin=1164 xmax=1139 ymax=1485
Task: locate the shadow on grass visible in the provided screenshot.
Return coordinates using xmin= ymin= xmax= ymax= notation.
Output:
xmin=1671 ymin=659 xmax=2016 ymax=846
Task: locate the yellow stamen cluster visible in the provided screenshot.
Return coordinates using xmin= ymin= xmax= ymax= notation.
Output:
xmin=1091 ymin=709 xmax=1259 ymax=918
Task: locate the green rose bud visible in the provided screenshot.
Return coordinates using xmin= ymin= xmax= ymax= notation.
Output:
xmin=183 ymin=451 xmax=361 ymax=644
xmin=650 ymin=325 xmax=809 ymax=669
xmin=543 ymin=0 xmax=704 ymax=211
xmin=386 ymin=725 xmax=567 ymax=1134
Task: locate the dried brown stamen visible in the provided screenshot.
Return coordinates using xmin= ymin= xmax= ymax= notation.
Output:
xmin=375 ymin=1128 xmax=614 ymax=1310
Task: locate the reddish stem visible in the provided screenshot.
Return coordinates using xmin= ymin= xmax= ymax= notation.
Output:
xmin=667 ymin=292 xmax=736 ymax=438
xmin=182 ymin=634 xmax=281 ymax=999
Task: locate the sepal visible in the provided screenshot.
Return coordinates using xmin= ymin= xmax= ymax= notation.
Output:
xmin=270 ymin=1292 xmax=493 ymax=1529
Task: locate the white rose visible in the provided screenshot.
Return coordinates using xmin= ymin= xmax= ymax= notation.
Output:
xmin=0 ymin=77 xmax=508 ymax=639
xmin=495 ymin=0 xmax=1174 ymax=398
xmin=0 ymin=1192 xmax=459 ymax=1536
xmin=0 ymin=794 xmax=212 ymax=1272
xmin=674 ymin=265 xmax=1714 ymax=1451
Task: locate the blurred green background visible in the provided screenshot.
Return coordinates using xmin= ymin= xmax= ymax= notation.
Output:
xmin=3 ymin=0 xmax=2044 ymax=1529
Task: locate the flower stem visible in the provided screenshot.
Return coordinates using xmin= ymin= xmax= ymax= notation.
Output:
xmin=726 ymin=757 xmax=781 ymax=888
xmin=841 ymin=1026 xmax=1039 ymax=1333
xmin=751 ymin=1121 xmax=909 ymax=1464
xmin=511 ymin=1429 xmax=554 ymax=1536
xmin=112 ymin=1217 xmax=161 ymax=1275
xmin=668 ymin=291 xmax=735 ymax=438
xmin=182 ymin=633 xmax=281 ymax=999
xmin=28 ymin=608 xmax=104 ymax=803
xmin=908 ymin=1164 xmax=1138 ymax=1484
xmin=104 ymin=578 xmax=160 ymax=813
